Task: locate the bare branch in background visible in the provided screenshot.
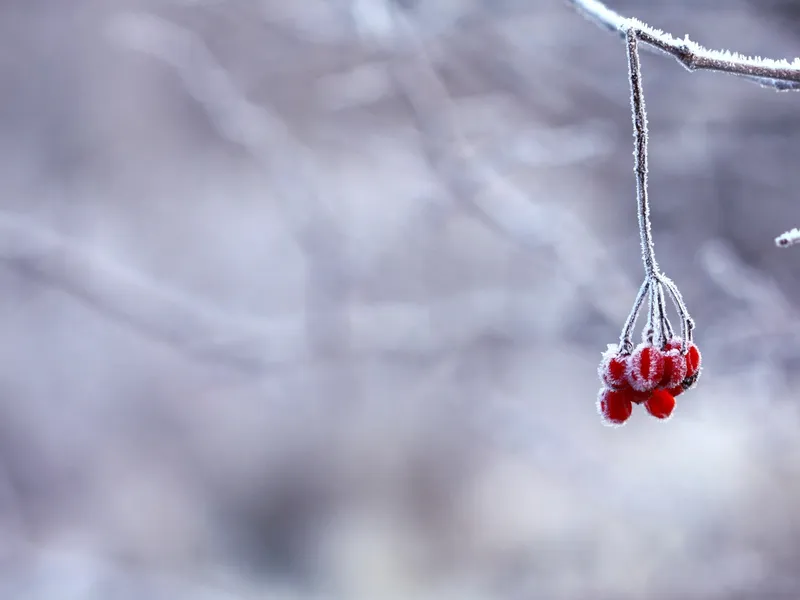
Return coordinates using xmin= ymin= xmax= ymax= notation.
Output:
xmin=0 ymin=212 xmax=297 ymax=373
xmin=382 ymin=5 xmax=637 ymax=324
xmin=107 ymin=14 xmax=351 ymax=335
xmin=108 ymin=12 xmax=361 ymax=401
xmin=0 ymin=211 xmax=571 ymax=376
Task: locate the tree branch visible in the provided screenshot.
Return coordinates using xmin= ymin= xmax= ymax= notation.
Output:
xmin=565 ymin=0 xmax=800 ymax=247
xmin=565 ymin=0 xmax=800 ymax=91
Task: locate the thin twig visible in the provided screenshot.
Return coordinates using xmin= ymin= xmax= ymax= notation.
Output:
xmin=625 ymin=29 xmax=658 ymax=279
xmin=619 ymin=278 xmax=649 ymax=353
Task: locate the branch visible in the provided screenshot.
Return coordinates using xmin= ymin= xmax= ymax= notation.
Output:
xmin=776 ymin=228 xmax=800 ymax=248
xmin=565 ymin=0 xmax=800 ymax=90
xmin=565 ymin=0 xmax=800 ymax=247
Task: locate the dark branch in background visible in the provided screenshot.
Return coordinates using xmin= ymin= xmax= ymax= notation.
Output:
xmin=564 ymin=0 xmax=800 ymax=246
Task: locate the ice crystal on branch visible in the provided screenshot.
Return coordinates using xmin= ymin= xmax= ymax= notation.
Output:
xmin=776 ymin=228 xmax=800 ymax=248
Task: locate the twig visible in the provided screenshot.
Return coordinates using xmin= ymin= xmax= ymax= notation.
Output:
xmin=625 ymin=29 xmax=657 ymax=278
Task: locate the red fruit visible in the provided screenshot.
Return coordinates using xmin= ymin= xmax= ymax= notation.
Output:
xmin=685 ymin=343 xmax=701 ymax=378
xmin=665 ymin=337 xmax=701 ymax=374
xmin=627 ymin=343 xmax=666 ymax=392
xmin=645 ymin=389 xmax=676 ymax=420
xmin=598 ymin=345 xmax=630 ymax=389
xmin=667 ymin=385 xmax=684 ymax=397
xmin=660 ymin=348 xmax=687 ymax=389
xmin=665 ymin=337 xmax=701 ymax=388
xmin=597 ymin=388 xmax=633 ymax=427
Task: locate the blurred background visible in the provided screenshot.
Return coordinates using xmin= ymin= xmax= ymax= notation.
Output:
xmin=2 ymin=0 xmax=800 ymax=598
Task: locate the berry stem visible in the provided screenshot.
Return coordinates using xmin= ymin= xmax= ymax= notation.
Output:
xmin=644 ymin=281 xmax=657 ymax=344
xmin=655 ymin=281 xmax=673 ymax=343
xmin=625 ymin=28 xmax=658 ymax=279
xmin=657 ymin=273 xmax=694 ymax=351
xmin=619 ymin=277 xmax=650 ymax=353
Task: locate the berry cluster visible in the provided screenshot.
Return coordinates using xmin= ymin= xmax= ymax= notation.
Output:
xmin=597 ymin=336 xmax=701 ymax=426
xmin=596 ymin=272 xmax=699 ymax=427
xmin=594 ymin=28 xmax=701 ymax=427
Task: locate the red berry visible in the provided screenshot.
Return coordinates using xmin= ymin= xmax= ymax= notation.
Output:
xmin=597 ymin=388 xmax=633 ymax=427
xmin=627 ymin=343 xmax=666 ymax=392
xmin=667 ymin=385 xmax=684 ymax=397
xmin=660 ymin=348 xmax=687 ymax=389
xmin=685 ymin=343 xmax=701 ymax=378
xmin=665 ymin=338 xmax=701 ymax=376
xmin=598 ymin=345 xmax=629 ymax=389
xmin=645 ymin=389 xmax=676 ymax=420
xmin=665 ymin=338 xmax=701 ymax=388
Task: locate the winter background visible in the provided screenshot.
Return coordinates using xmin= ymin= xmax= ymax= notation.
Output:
xmin=2 ymin=0 xmax=800 ymax=598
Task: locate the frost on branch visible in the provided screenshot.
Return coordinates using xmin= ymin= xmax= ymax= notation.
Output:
xmin=567 ymin=0 xmax=800 ymax=252
xmin=775 ymin=228 xmax=800 ymax=248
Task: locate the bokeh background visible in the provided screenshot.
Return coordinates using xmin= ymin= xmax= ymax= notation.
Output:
xmin=2 ymin=0 xmax=800 ymax=598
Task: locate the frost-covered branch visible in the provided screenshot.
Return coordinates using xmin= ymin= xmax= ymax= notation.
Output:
xmin=776 ymin=228 xmax=800 ymax=248
xmin=565 ymin=0 xmax=800 ymax=248
xmin=625 ymin=29 xmax=656 ymax=278
xmin=565 ymin=0 xmax=800 ymax=90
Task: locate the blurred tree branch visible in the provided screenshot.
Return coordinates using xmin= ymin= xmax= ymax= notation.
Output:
xmin=383 ymin=5 xmax=637 ymax=325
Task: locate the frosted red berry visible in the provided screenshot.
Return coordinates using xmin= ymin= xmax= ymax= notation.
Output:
xmin=598 ymin=346 xmax=630 ymax=389
xmin=645 ymin=389 xmax=676 ymax=420
xmin=665 ymin=338 xmax=701 ymax=376
xmin=667 ymin=385 xmax=684 ymax=397
xmin=685 ymin=343 xmax=701 ymax=378
xmin=627 ymin=343 xmax=665 ymax=392
xmin=597 ymin=388 xmax=633 ymax=427
xmin=664 ymin=337 xmax=701 ymax=390
xmin=660 ymin=348 xmax=687 ymax=389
